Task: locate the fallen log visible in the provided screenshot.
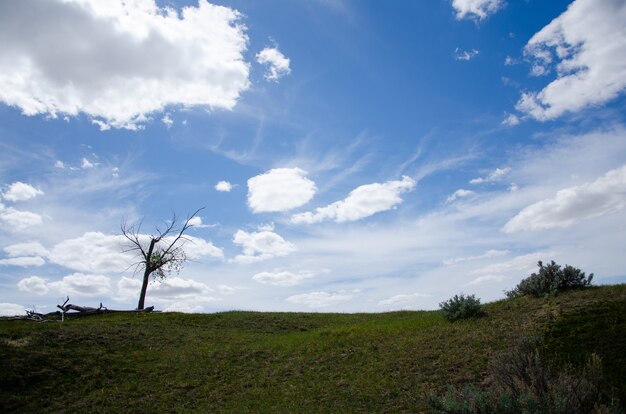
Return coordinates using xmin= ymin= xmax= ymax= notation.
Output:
xmin=7 ymin=297 xmax=156 ymax=322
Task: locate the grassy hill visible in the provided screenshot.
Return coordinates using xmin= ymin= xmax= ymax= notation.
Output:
xmin=1 ymin=284 xmax=624 ymax=413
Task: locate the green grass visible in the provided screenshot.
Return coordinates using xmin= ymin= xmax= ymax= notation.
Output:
xmin=1 ymin=284 xmax=624 ymax=413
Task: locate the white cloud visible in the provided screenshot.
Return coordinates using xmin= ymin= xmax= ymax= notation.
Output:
xmin=504 ymin=56 xmax=518 ymax=66
xmin=218 ymin=285 xmax=237 ymax=295
xmin=256 ymin=47 xmax=291 ymax=81
xmin=0 ymin=303 xmax=26 ymax=316
xmin=378 ymin=293 xmax=430 ymax=307
xmin=286 ymin=291 xmax=353 ymax=308
xmin=81 ymin=158 xmax=95 ymax=169
xmin=48 ymin=232 xmax=132 ymax=273
xmin=49 ymin=231 xmax=222 ymax=273
xmin=3 ymin=241 xmax=49 ymax=257
xmin=466 ymin=274 xmax=507 ymax=285
xmin=502 ymin=113 xmax=520 ymax=126
xmin=248 ymin=168 xmax=317 ymax=213
xmin=291 ymin=176 xmax=416 ymax=224
xmin=516 ymin=0 xmax=626 ymax=120
xmin=17 ymin=276 xmax=49 ymax=295
xmin=169 ymin=235 xmax=224 ymax=260
xmin=187 ymin=216 xmax=217 ymax=228
xmin=48 ymin=273 xmax=112 ymax=296
xmin=454 ymin=48 xmax=479 ymax=61
xmin=451 ymin=0 xmax=504 ymax=20
xmin=215 ymin=181 xmax=233 ymax=192
xmin=469 ymin=167 xmax=511 ymax=184
xmin=232 ymin=229 xmax=297 ymax=264
xmin=443 ymin=249 xmax=510 ymax=265
xmin=163 ymin=303 xmax=204 ymax=313
xmin=147 ymin=277 xmax=213 ymax=301
xmin=446 ymin=189 xmax=475 ymax=203
xmin=116 ymin=276 xmax=215 ymax=305
xmin=161 ymin=113 xmax=173 ymax=128
xmin=0 ymin=205 xmax=43 ymax=230
xmin=471 ymin=252 xmax=553 ymax=279
xmin=111 ymin=167 xmax=120 ymax=178
xmin=54 ymin=160 xmax=66 ymax=169
xmin=0 ymin=256 xmax=45 ymax=267
xmin=252 ymin=270 xmax=314 ymax=287
xmin=504 ymin=165 xmax=626 ymax=232
xmin=116 ymin=277 xmax=142 ymax=301
xmin=0 ymin=0 xmax=250 ymax=130
xmin=2 ymin=182 xmax=44 ymax=201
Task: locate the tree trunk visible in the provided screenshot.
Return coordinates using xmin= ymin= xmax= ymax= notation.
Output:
xmin=137 ymin=238 xmax=156 ymax=310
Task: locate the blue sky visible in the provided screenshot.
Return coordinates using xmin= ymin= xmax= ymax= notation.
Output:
xmin=1 ymin=0 xmax=625 ymax=314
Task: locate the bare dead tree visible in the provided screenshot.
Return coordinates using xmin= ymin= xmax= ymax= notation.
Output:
xmin=121 ymin=208 xmax=203 ymax=310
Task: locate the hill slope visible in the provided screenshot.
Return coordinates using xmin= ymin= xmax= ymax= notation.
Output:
xmin=1 ymin=285 xmax=624 ymax=413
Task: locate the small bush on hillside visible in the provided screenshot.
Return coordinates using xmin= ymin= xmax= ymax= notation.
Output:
xmin=439 ymin=294 xmax=484 ymax=322
xmin=506 ymin=260 xmax=593 ymax=298
xmin=428 ymin=337 xmax=621 ymax=414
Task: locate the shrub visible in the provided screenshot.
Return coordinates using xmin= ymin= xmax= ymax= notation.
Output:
xmin=439 ymin=294 xmax=484 ymax=322
xmin=506 ymin=260 xmax=593 ymax=298
xmin=428 ymin=337 xmax=621 ymax=414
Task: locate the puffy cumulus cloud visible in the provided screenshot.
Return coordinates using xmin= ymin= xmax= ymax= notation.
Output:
xmin=2 ymin=182 xmax=43 ymax=201
xmin=3 ymin=241 xmax=49 ymax=257
xmin=0 ymin=205 xmax=43 ymax=231
xmin=252 ymin=270 xmax=314 ymax=287
xmin=247 ymin=168 xmax=317 ymax=213
xmin=291 ymin=176 xmax=416 ymax=224
xmin=469 ymin=167 xmax=511 ymax=184
xmin=0 ymin=256 xmax=45 ymax=267
xmin=451 ymin=0 xmax=504 ymax=20
xmin=118 ymin=276 xmax=215 ymax=305
xmin=256 ymin=47 xmax=291 ymax=81
xmin=17 ymin=276 xmax=49 ymax=295
xmin=446 ymin=189 xmax=475 ymax=203
xmin=49 ymin=232 xmax=132 ymax=273
xmin=516 ymin=0 xmax=626 ymax=120
xmin=81 ymin=158 xmax=95 ymax=169
xmin=159 ymin=235 xmax=224 ymax=260
xmin=232 ymin=230 xmax=297 ymax=264
xmin=378 ymin=293 xmax=430 ymax=307
xmin=504 ymin=165 xmax=626 ymax=233
xmin=0 ymin=0 xmax=250 ymax=130
xmin=48 ymin=273 xmax=112 ymax=296
xmin=0 ymin=303 xmax=27 ymax=316
xmin=148 ymin=277 xmax=213 ymax=301
xmin=215 ymin=181 xmax=233 ymax=192
xmin=116 ymin=276 xmax=142 ymax=301
xmin=49 ymin=232 xmax=222 ymax=273
xmin=286 ymin=291 xmax=353 ymax=308
xmin=453 ymin=48 xmax=479 ymax=61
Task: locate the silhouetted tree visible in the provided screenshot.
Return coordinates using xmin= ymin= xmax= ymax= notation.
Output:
xmin=121 ymin=208 xmax=202 ymax=310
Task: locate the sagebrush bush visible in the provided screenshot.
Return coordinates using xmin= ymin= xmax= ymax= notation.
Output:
xmin=439 ymin=294 xmax=484 ymax=322
xmin=506 ymin=260 xmax=593 ymax=298
xmin=428 ymin=337 xmax=621 ymax=414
